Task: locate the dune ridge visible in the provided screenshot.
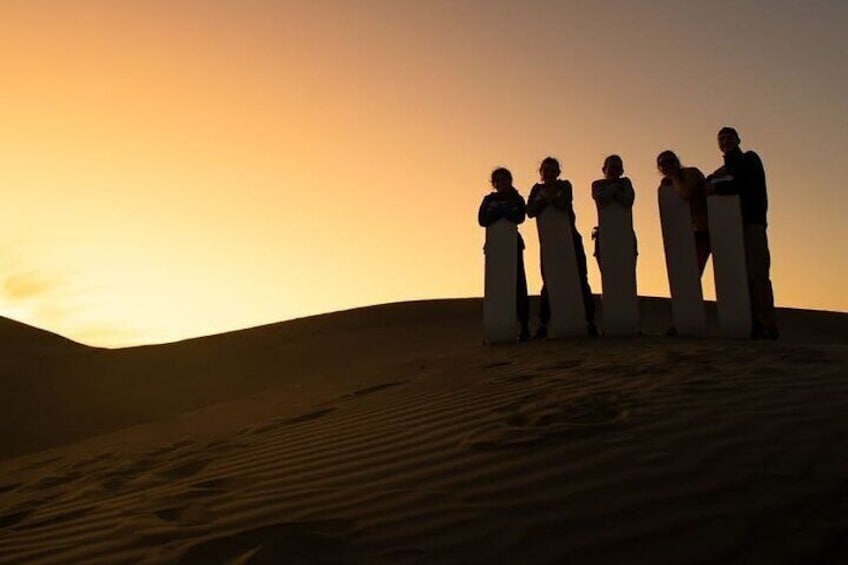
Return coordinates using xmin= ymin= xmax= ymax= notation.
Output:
xmin=1 ymin=297 xmax=846 ymax=563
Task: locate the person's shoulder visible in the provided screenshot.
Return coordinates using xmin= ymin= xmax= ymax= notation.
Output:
xmin=743 ymin=150 xmax=763 ymax=164
xmin=591 ymin=179 xmax=607 ymax=189
xmin=683 ymin=167 xmax=706 ymax=181
xmin=507 ymin=187 xmax=526 ymax=201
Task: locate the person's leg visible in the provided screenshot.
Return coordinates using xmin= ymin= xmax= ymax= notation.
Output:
xmin=538 ymin=254 xmax=550 ymax=327
xmin=592 ymin=226 xmax=601 ymax=274
xmin=534 ymin=284 xmax=550 ymax=338
xmin=536 ymin=257 xmax=550 ymax=338
xmin=744 ymin=224 xmax=778 ymax=337
xmin=573 ymin=231 xmax=597 ymax=331
xmin=516 ymin=249 xmax=530 ymax=340
xmin=539 ymin=284 xmax=550 ymax=323
xmin=695 ymin=230 xmax=711 ymax=275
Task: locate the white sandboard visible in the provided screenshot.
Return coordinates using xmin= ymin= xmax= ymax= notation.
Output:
xmin=536 ymin=207 xmax=586 ymax=337
xmin=597 ymin=203 xmax=639 ymax=335
xmin=483 ymin=219 xmax=518 ymax=344
xmin=707 ymin=193 xmax=752 ymax=338
xmin=658 ymin=184 xmax=706 ymax=336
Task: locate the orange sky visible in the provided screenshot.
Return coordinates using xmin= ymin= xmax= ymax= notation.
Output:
xmin=1 ymin=1 xmax=846 ymax=346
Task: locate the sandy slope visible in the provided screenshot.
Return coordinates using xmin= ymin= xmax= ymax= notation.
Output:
xmin=0 ymin=297 xmax=846 ymax=564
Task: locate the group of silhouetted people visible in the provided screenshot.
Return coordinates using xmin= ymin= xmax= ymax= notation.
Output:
xmin=478 ymin=126 xmax=779 ymax=341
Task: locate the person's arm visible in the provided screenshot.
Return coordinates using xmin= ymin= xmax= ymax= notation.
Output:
xmin=526 ymin=185 xmax=545 ymax=218
xmin=614 ymin=178 xmax=635 ymax=207
xmin=478 ymin=195 xmax=502 ymax=226
xmin=743 ymin=151 xmax=766 ymax=192
xmin=710 ymin=168 xmax=738 ymax=195
xmin=675 ymin=168 xmax=704 ymax=201
xmin=711 ymin=179 xmax=735 ymax=195
xmin=592 ymin=180 xmax=616 ymax=207
xmin=478 ymin=195 xmax=491 ymax=226
xmin=705 ymin=165 xmax=727 ymax=183
xmin=549 ymin=181 xmax=573 ymax=211
xmin=692 ymin=168 xmax=711 ymax=198
xmin=502 ymin=192 xmax=526 ymax=224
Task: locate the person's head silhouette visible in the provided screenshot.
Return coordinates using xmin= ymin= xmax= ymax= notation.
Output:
xmin=657 ymin=150 xmax=681 ymax=177
xmin=602 ymin=155 xmax=624 ymax=180
xmin=539 ymin=157 xmax=561 ymax=184
xmin=490 ymin=167 xmax=513 ymax=192
xmin=718 ymin=126 xmax=741 ymax=155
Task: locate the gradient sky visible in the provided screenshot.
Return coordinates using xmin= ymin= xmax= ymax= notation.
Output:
xmin=1 ymin=0 xmax=846 ymax=347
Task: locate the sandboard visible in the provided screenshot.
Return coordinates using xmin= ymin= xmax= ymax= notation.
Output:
xmin=658 ymin=184 xmax=706 ymax=336
xmin=483 ymin=219 xmax=518 ymax=344
xmin=597 ymin=203 xmax=639 ymax=335
xmin=707 ymin=192 xmax=752 ymax=338
xmin=536 ymin=207 xmax=586 ymax=337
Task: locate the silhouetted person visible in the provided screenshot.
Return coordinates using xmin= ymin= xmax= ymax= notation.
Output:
xmin=706 ymin=127 xmax=779 ymax=339
xmin=591 ymin=154 xmax=637 ymax=271
xmin=478 ymin=167 xmax=531 ymax=341
xmin=527 ymin=156 xmax=597 ymax=338
xmin=657 ymin=150 xmax=711 ymax=274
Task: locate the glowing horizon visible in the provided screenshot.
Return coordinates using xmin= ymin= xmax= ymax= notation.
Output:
xmin=1 ymin=1 xmax=846 ymax=347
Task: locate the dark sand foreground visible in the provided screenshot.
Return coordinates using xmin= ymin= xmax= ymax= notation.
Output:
xmin=1 ymin=297 xmax=847 ymax=564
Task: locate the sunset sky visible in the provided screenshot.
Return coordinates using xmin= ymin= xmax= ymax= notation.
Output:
xmin=1 ymin=1 xmax=846 ymax=347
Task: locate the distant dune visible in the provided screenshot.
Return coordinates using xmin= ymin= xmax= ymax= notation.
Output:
xmin=1 ymin=297 xmax=846 ymax=563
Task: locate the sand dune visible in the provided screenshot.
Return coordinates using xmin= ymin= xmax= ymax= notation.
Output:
xmin=1 ymin=297 xmax=846 ymax=564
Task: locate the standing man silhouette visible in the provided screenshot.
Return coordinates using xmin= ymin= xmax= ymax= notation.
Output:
xmin=707 ymin=127 xmax=779 ymax=339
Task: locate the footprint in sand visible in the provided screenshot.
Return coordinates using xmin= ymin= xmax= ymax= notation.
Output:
xmin=156 ymin=458 xmax=210 ymax=481
xmin=178 ymin=519 xmax=356 ymax=564
xmin=244 ymin=407 xmax=339 ymax=437
xmin=154 ymin=506 xmax=184 ymax=523
xmin=22 ymin=456 xmax=63 ymax=471
xmin=189 ymin=477 xmax=242 ymax=494
xmin=240 ymin=382 xmax=407 ymax=439
xmin=147 ymin=477 xmax=242 ymax=526
xmin=148 ymin=439 xmax=195 ymax=459
xmin=69 ymin=452 xmax=117 ymax=473
xmin=154 ymin=502 xmax=213 ymax=524
xmin=99 ymin=462 xmax=152 ymax=491
xmin=665 ymin=349 xmax=717 ymax=366
xmin=0 ymin=508 xmax=33 ymax=529
xmin=277 ymin=408 xmax=337 ymax=426
xmin=11 ymin=507 xmax=91 ymax=531
xmin=31 ymin=472 xmax=83 ymax=490
xmin=464 ymin=392 xmax=630 ymax=451
xmin=778 ymin=348 xmax=836 ymax=366
xmin=349 ymin=381 xmax=406 ymax=397
xmin=0 ymin=483 xmax=21 ymax=495
xmin=536 ymin=359 xmax=585 ymax=374
xmin=490 ymin=373 xmax=542 ymax=385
